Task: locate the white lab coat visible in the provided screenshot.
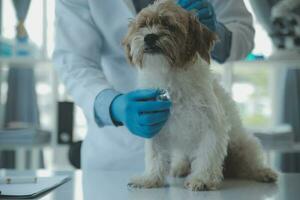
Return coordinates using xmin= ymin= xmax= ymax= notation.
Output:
xmin=53 ymin=0 xmax=254 ymax=171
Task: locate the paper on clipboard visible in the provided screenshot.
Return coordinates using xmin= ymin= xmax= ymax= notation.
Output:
xmin=0 ymin=175 xmax=70 ymax=199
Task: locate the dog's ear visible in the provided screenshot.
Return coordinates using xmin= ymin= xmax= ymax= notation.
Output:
xmin=187 ymin=15 xmax=217 ymax=64
xmin=122 ymin=20 xmax=135 ymax=65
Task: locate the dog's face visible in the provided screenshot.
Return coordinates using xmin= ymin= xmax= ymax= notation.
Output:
xmin=122 ymin=0 xmax=217 ymax=69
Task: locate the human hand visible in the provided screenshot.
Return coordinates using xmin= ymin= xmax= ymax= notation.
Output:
xmin=110 ymin=89 xmax=172 ymax=138
xmin=178 ymin=0 xmax=217 ymax=32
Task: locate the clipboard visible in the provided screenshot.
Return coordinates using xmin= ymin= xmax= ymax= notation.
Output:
xmin=0 ymin=176 xmax=71 ymax=199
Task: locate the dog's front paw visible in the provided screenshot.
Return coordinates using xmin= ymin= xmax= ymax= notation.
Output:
xmin=128 ymin=175 xmax=165 ymax=189
xmin=184 ymin=178 xmax=220 ymax=191
xmin=254 ymin=168 xmax=278 ymax=183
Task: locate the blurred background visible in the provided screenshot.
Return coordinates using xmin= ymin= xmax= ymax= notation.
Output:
xmin=0 ymin=0 xmax=299 ymax=172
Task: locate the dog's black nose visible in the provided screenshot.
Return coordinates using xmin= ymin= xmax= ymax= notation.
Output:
xmin=144 ymin=34 xmax=159 ymax=47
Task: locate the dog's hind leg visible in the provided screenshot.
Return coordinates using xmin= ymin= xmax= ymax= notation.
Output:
xmin=224 ymin=126 xmax=278 ymax=183
xmin=213 ymin=81 xmax=277 ymax=183
xmin=128 ymin=140 xmax=168 ymax=188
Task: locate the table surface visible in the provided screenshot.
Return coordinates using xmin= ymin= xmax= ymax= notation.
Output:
xmin=0 ymin=170 xmax=299 ymax=200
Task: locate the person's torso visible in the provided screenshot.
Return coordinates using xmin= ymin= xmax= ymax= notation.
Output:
xmin=82 ymin=0 xmax=149 ymax=170
xmin=88 ymin=0 xmax=137 ymax=92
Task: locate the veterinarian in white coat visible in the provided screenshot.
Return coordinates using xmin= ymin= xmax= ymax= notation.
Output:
xmin=53 ymin=0 xmax=254 ymax=170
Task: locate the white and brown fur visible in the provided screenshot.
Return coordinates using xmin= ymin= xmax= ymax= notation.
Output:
xmin=123 ymin=0 xmax=277 ymax=191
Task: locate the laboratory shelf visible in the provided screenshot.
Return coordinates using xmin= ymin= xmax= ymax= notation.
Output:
xmin=0 ymin=57 xmax=52 ymax=68
xmin=229 ymin=59 xmax=300 ymax=69
xmin=227 ymin=49 xmax=300 ymax=69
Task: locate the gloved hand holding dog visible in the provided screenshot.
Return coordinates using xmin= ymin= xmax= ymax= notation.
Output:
xmin=110 ymin=89 xmax=172 ymax=139
xmin=178 ymin=0 xmax=217 ymax=32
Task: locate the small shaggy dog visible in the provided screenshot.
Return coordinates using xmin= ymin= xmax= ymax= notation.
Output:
xmin=122 ymin=0 xmax=277 ymax=191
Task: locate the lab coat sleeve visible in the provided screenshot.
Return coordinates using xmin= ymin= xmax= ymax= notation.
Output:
xmin=211 ymin=22 xmax=232 ymax=63
xmin=211 ymin=0 xmax=255 ymax=62
xmin=94 ymin=89 xmax=121 ymax=126
xmin=53 ymin=0 xmax=113 ymax=126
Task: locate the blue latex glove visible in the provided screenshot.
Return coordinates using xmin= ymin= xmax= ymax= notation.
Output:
xmin=178 ymin=0 xmax=217 ymax=32
xmin=110 ymin=89 xmax=172 ymax=139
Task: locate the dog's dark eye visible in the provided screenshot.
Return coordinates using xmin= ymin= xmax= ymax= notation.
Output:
xmin=163 ymin=23 xmax=177 ymax=32
xmin=138 ymin=21 xmax=147 ymax=28
xmin=167 ymin=24 xmax=177 ymax=32
xmin=161 ymin=18 xmax=177 ymax=32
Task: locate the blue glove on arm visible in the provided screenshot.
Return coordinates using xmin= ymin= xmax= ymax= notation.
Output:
xmin=177 ymin=0 xmax=233 ymax=63
xmin=110 ymin=89 xmax=172 ymax=139
xmin=178 ymin=0 xmax=217 ymax=32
